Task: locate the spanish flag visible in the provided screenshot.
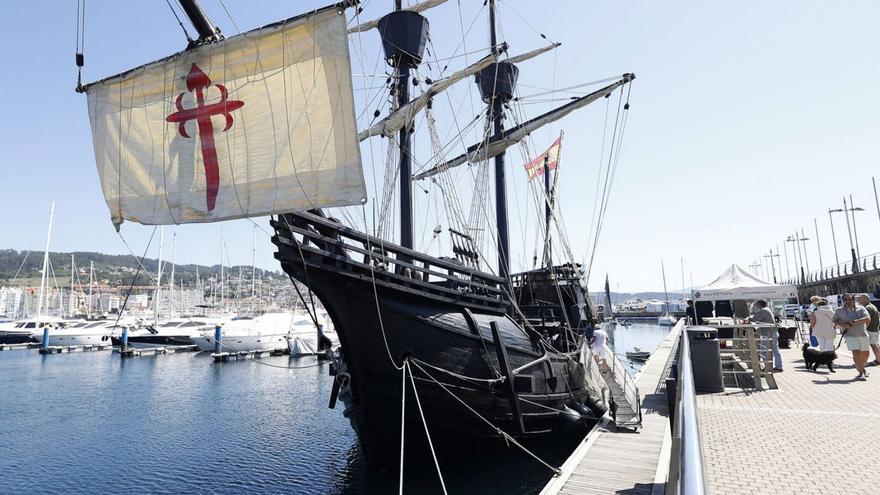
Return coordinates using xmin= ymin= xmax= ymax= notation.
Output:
xmin=523 ymin=134 xmax=563 ymax=181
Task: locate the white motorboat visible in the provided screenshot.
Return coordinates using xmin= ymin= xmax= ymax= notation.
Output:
xmin=288 ymin=311 xmax=339 ymax=356
xmin=120 ymin=319 xmax=207 ymax=348
xmin=0 ymin=317 xmax=66 ymax=345
xmin=40 ymin=320 xmax=116 ymax=347
xmin=192 ymin=313 xmax=291 ymax=353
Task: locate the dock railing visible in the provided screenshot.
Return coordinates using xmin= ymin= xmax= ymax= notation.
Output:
xmin=607 ymin=344 xmax=641 ymax=426
xmin=666 ymin=328 xmax=707 ymax=495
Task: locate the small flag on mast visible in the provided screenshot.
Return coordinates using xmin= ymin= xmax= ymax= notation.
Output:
xmin=523 ymin=135 xmax=563 ymax=181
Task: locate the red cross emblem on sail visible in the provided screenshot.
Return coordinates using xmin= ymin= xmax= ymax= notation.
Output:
xmin=166 ymin=63 xmax=244 ymax=212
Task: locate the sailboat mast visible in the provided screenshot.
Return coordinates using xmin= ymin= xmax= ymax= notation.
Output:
xmin=87 ymin=261 xmax=94 ymax=319
xmin=220 ymin=229 xmax=225 ymax=314
xmin=488 ymin=0 xmax=510 ymax=283
xmin=170 ymin=231 xmax=176 ymax=315
xmin=36 ymin=202 xmax=55 ymax=321
xmin=70 ymin=254 xmax=75 ymax=316
xmin=661 ymin=259 xmax=670 ymax=315
xmin=251 ymin=225 xmax=257 ymax=316
xmin=154 ymin=226 xmax=165 ymax=325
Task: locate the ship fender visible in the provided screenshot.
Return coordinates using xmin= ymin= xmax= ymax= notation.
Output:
xmin=584 ymin=394 xmax=609 ymax=419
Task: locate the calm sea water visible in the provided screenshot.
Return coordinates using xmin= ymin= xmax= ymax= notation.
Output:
xmin=0 ymin=323 xmax=670 ymax=494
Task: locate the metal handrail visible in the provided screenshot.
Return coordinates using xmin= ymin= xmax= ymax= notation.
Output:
xmin=667 ymin=327 xmax=707 ymax=495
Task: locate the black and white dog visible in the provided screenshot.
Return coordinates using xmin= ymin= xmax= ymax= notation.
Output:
xmin=802 ymin=343 xmax=837 ymax=373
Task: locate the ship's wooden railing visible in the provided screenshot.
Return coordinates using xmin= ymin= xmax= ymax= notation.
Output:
xmin=273 ymin=211 xmax=506 ymax=303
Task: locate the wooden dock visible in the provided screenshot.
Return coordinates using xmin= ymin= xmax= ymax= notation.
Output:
xmin=697 ymin=342 xmax=880 ymax=494
xmin=211 ymin=348 xmax=288 ymax=362
xmin=119 ymin=345 xmax=199 ymax=357
xmin=541 ymin=323 xmax=681 ymax=495
xmin=0 ymin=343 xmax=42 ymax=351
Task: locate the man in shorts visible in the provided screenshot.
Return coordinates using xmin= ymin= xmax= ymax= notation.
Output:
xmin=833 ymin=293 xmax=872 ymax=380
xmin=857 ymin=294 xmax=880 ymax=366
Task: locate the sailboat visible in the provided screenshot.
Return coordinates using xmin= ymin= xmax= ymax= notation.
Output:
xmin=79 ymin=0 xmax=635 ymax=464
xmin=658 ymin=259 xmax=677 ymax=326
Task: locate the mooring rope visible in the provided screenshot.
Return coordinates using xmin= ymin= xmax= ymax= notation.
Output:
xmin=411 ymin=360 xmax=561 ymax=475
xmin=406 ymin=360 xmax=449 ymax=494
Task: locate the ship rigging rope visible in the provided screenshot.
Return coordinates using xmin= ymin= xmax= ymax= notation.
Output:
xmin=398 ymin=355 xmax=407 ymax=495
xmin=165 ymin=0 xmax=193 ymax=43
xmin=113 ymin=227 xmax=158 ymax=329
xmin=407 ymin=360 xmax=449 ymax=494
xmin=585 ymin=83 xmax=632 ymax=284
xmin=411 ymin=360 xmax=561 ymax=475
xmin=74 ymin=0 xmax=87 ymax=91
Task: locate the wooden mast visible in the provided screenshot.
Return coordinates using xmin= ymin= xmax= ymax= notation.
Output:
xmin=488 ymin=0 xmax=511 ymax=283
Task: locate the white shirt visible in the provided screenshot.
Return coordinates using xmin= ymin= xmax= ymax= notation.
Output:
xmin=592 ymin=328 xmax=607 ymax=348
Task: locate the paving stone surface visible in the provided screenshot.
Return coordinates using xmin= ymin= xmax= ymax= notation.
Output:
xmin=698 ymin=346 xmax=880 ymax=494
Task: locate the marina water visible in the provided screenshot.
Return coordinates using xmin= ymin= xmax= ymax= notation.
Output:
xmin=0 ymin=323 xmax=670 ymax=494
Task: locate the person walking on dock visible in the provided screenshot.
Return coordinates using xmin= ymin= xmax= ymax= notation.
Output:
xmin=685 ymin=299 xmax=702 ymax=325
xmin=857 ymin=294 xmax=880 ymax=367
xmin=833 ymin=294 xmax=872 ymax=380
xmin=590 ymin=326 xmax=609 ymax=368
xmin=809 ymin=298 xmax=837 ymax=352
xmin=749 ymin=299 xmax=783 ymax=372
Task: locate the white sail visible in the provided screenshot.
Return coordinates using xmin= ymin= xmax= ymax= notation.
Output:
xmin=349 ymin=0 xmax=450 ymax=33
xmin=413 ymin=74 xmax=633 ymax=180
xmin=358 ymin=44 xmax=560 ymax=141
xmin=84 ymin=7 xmax=365 ymax=228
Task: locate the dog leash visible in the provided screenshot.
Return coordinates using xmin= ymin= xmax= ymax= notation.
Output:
xmin=835 ymin=329 xmax=849 ymax=350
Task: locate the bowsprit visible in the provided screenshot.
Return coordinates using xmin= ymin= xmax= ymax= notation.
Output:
xmin=166 ymin=63 xmax=244 ymax=212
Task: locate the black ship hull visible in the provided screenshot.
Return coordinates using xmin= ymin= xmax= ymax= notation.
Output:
xmin=272 ymin=212 xmax=598 ymax=461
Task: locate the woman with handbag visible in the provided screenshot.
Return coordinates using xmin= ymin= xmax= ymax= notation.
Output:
xmin=809 ymin=298 xmax=837 ymax=352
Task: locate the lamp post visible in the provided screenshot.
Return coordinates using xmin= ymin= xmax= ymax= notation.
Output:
xmin=873 ymin=177 xmax=880 ymax=224
xmin=748 ymin=261 xmax=762 ymax=278
xmin=827 ymin=209 xmax=840 ymax=268
xmin=849 ymin=194 xmax=864 ymax=261
xmin=787 ymin=234 xmax=806 ymax=284
xmin=764 ymin=250 xmax=780 ymax=283
xmin=812 ymin=218 xmax=823 ymax=271
xmin=800 ymin=227 xmax=811 ymax=274
xmin=779 ymin=243 xmax=790 ymax=282
xmin=830 ymin=197 xmax=861 ymax=273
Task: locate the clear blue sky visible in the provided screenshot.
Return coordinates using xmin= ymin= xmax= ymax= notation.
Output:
xmin=1 ymin=1 xmax=879 ymax=292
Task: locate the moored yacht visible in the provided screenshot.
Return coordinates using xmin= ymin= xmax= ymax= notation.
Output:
xmin=192 ymin=312 xmax=291 ymax=353
xmin=0 ymin=317 xmax=66 ymax=345
xmin=116 ymin=319 xmax=208 ymax=348
xmin=40 ymin=320 xmax=116 ymax=347
xmin=287 ymin=311 xmax=339 ymax=356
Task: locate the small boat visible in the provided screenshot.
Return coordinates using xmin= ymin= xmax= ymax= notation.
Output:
xmin=625 ymin=347 xmax=651 ymax=362
xmin=657 ymin=314 xmax=677 ymax=326
xmin=620 ymin=319 xmax=633 ymax=327
xmin=192 ymin=313 xmax=291 ymax=353
xmin=657 ymin=260 xmax=677 ymax=326
xmin=287 ymin=311 xmax=340 ymax=356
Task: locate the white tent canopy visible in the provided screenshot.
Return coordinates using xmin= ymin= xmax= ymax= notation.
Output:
xmin=693 ymin=264 xmax=797 ymax=301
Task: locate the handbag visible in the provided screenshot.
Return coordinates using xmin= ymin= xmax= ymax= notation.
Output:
xmin=810 ymin=334 xmax=818 ymax=347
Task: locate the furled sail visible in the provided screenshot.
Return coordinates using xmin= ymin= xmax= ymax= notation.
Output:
xmin=413 ymin=73 xmax=634 ymax=180
xmin=349 ymin=0 xmax=450 ymax=33
xmin=358 ymin=43 xmax=560 ymax=141
xmin=83 ymin=6 xmax=365 ymax=228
